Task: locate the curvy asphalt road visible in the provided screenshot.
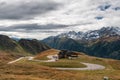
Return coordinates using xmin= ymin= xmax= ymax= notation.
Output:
xmin=8 ymin=55 xmax=105 ymax=70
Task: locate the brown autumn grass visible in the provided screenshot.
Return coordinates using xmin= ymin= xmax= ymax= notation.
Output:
xmin=0 ymin=49 xmax=120 ymax=80
xmin=0 ymin=51 xmax=17 ymax=63
xmin=12 ymin=57 xmax=120 ymax=80
xmin=34 ymin=49 xmax=60 ymax=60
xmin=70 ymin=55 xmax=120 ymax=80
xmin=0 ymin=61 xmax=80 ymax=80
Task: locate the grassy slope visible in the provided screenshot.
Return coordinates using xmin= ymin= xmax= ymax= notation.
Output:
xmin=0 ymin=41 xmax=31 ymax=61
xmin=34 ymin=49 xmax=60 ymax=60
xmin=70 ymin=55 xmax=120 ymax=80
xmin=0 ymin=61 xmax=77 ymax=80
xmin=0 ymin=51 xmax=19 ymax=63
xmin=13 ymin=42 xmax=31 ymax=56
xmin=33 ymin=59 xmax=86 ymax=68
xmin=0 ymin=49 xmax=120 ymax=80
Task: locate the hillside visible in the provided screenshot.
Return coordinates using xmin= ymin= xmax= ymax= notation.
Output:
xmin=0 ymin=35 xmax=51 ymax=61
xmin=19 ymin=39 xmax=51 ymax=55
xmin=43 ymin=37 xmax=85 ymax=52
xmin=85 ymin=36 xmax=120 ymax=59
xmin=35 ymin=49 xmax=60 ymax=60
xmin=3 ymin=49 xmax=119 ymax=80
xmin=0 ymin=35 xmax=29 ymax=59
xmin=42 ymin=27 xmax=120 ymax=60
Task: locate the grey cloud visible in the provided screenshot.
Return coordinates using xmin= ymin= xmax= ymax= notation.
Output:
xmin=0 ymin=0 xmax=60 ymax=20
xmin=0 ymin=23 xmax=69 ymax=32
xmin=0 ymin=23 xmax=94 ymax=33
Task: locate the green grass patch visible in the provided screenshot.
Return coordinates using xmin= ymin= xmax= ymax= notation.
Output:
xmin=38 ymin=59 xmax=86 ymax=68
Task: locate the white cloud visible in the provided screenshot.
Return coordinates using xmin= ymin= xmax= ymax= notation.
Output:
xmin=0 ymin=0 xmax=120 ymax=39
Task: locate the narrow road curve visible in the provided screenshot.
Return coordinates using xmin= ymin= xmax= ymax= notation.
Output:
xmin=7 ymin=57 xmax=24 ymax=64
xmin=46 ymin=55 xmax=105 ymax=70
xmin=55 ymin=62 xmax=105 ymax=70
xmin=8 ymin=55 xmax=105 ymax=70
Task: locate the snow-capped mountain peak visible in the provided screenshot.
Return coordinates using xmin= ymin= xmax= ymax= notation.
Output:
xmin=56 ymin=27 xmax=120 ymax=40
xmin=57 ymin=31 xmax=84 ymax=40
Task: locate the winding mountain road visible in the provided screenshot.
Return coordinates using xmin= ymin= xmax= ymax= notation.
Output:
xmin=7 ymin=57 xmax=24 ymax=64
xmin=8 ymin=55 xmax=105 ymax=70
xmin=55 ymin=62 xmax=105 ymax=70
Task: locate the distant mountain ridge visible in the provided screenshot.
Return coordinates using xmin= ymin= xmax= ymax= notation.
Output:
xmin=0 ymin=35 xmax=51 ymax=60
xmin=19 ymin=39 xmax=50 ymax=54
xmin=56 ymin=27 xmax=120 ymax=41
xmin=42 ymin=27 xmax=120 ymax=60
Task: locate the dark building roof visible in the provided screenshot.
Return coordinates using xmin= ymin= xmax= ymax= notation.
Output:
xmin=58 ymin=50 xmax=78 ymax=57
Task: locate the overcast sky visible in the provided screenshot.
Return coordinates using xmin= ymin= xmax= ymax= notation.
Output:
xmin=0 ymin=0 xmax=120 ymax=39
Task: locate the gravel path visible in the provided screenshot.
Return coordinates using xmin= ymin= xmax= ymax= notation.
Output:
xmin=8 ymin=55 xmax=105 ymax=70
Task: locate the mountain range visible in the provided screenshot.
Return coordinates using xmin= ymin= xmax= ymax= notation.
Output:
xmin=42 ymin=27 xmax=120 ymax=60
xmin=55 ymin=27 xmax=120 ymax=41
xmin=0 ymin=27 xmax=120 ymax=60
